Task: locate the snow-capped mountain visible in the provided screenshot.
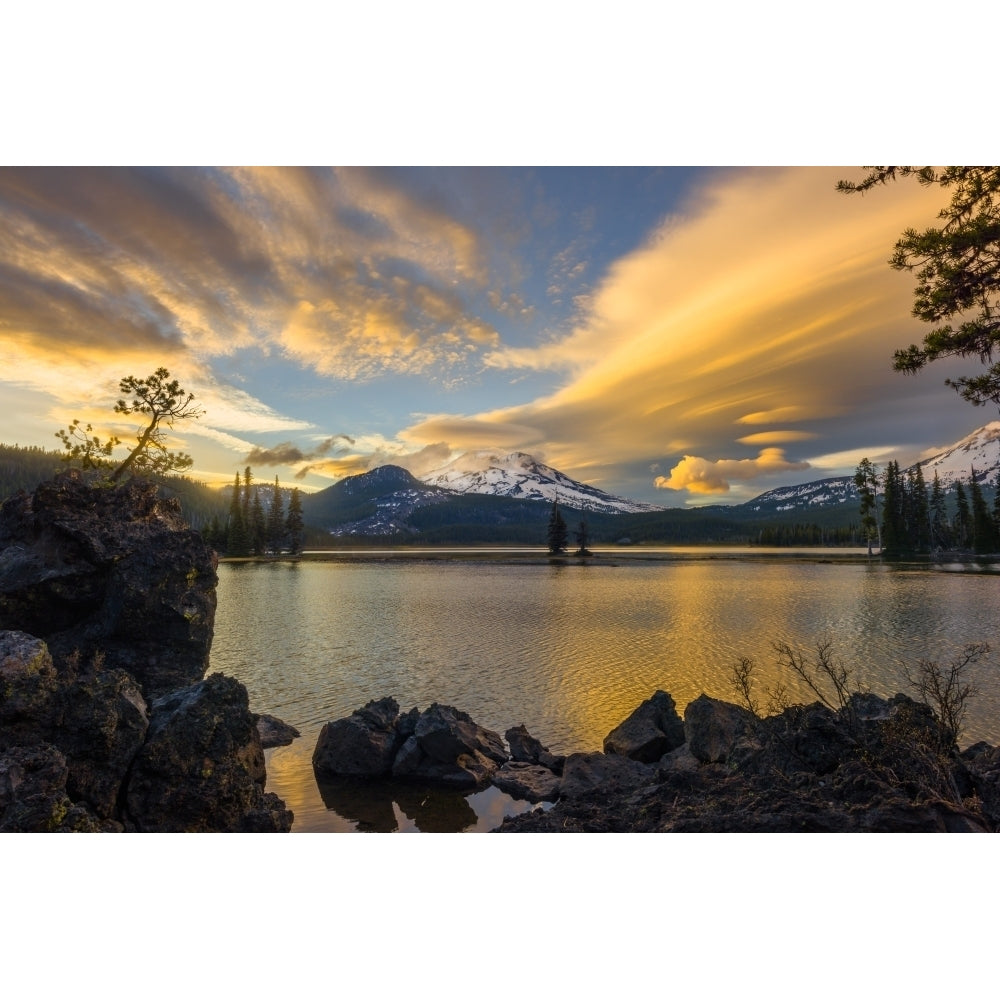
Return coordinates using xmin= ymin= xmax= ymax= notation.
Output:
xmin=739 ymin=422 xmax=1000 ymax=515
xmin=418 ymin=450 xmax=665 ymax=515
xmin=301 ymin=465 xmax=455 ymax=536
xmin=739 ymin=475 xmax=858 ymax=514
xmin=916 ymin=421 xmax=1000 ymax=487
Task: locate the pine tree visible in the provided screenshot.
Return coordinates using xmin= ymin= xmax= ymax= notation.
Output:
xmin=837 ymin=167 xmax=1000 ymax=411
xmin=930 ymin=470 xmax=951 ymax=549
xmin=251 ymin=487 xmax=266 ymax=556
xmin=970 ymin=471 xmax=997 ymax=554
xmin=574 ymin=519 xmax=592 ymax=556
xmin=266 ymin=476 xmax=285 ymax=554
xmin=286 ymin=488 xmax=304 ymax=555
xmin=854 ymin=458 xmax=881 ymax=555
xmin=547 ymin=501 xmax=568 ymax=554
xmin=242 ymin=466 xmax=253 ymax=526
xmin=226 ymin=471 xmax=250 ymax=556
xmin=954 ymin=481 xmax=972 ymax=548
xmin=908 ymin=463 xmax=931 ymax=552
xmin=204 ymin=515 xmax=225 ymax=551
xmin=993 ymin=471 xmax=1000 ymax=543
xmin=880 ymin=461 xmax=906 ymax=555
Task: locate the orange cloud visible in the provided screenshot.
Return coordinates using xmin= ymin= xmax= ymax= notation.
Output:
xmin=736 ymin=430 xmax=818 ymax=445
xmin=654 ymin=448 xmax=812 ymax=494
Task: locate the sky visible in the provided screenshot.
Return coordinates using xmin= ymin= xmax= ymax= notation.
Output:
xmin=0 ymin=164 xmax=990 ymax=505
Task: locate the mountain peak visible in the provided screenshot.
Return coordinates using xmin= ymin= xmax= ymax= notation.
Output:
xmin=418 ymin=450 xmax=664 ymax=515
xmin=338 ymin=464 xmax=418 ymax=495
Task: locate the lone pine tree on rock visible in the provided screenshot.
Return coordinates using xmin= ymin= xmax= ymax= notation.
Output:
xmin=56 ymin=367 xmax=201 ymax=481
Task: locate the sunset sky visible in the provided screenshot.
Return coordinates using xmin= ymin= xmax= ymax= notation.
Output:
xmin=0 ymin=165 xmax=985 ymax=505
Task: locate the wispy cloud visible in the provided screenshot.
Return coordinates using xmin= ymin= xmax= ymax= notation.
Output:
xmin=0 ymin=166 xmax=508 ymax=402
xmin=401 ymin=167 xmax=949 ymax=499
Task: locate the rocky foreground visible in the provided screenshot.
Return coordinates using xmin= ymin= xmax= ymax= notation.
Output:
xmin=313 ymin=690 xmax=1000 ymax=832
xmin=0 ymin=472 xmax=292 ymax=832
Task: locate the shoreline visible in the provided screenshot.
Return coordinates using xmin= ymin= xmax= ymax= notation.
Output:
xmin=218 ymin=546 xmax=1000 ymax=571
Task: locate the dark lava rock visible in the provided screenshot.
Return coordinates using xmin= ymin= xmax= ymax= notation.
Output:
xmin=55 ymin=666 xmax=149 ymax=819
xmin=313 ymin=699 xmax=510 ymax=791
xmin=0 ymin=471 xmax=217 ymax=701
xmin=313 ymin=696 xmax=403 ymax=778
xmin=559 ymin=751 xmax=656 ymax=800
xmin=257 ymin=713 xmax=301 ymax=749
xmin=125 ymin=673 xmax=292 ymax=832
xmin=0 ymin=743 xmax=113 ymax=832
xmin=962 ymin=743 xmax=1000 ymax=827
xmin=392 ymin=703 xmax=508 ymax=789
xmin=414 ymin=703 xmax=507 ymax=764
xmin=1 ymin=629 xmax=148 ymax=819
xmin=505 ymin=724 xmax=565 ymax=773
xmin=603 ymin=690 xmax=686 ymax=762
xmin=684 ymin=694 xmax=757 ymax=764
xmin=492 ymin=761 xmax=561 ymax=803
xmin=0 ymin=630 xmax=61 ymax=745
xmin=0 ymin=476 xmax=292 ymax=832
xmin=499 ymin=689 xmax=998 ymax=833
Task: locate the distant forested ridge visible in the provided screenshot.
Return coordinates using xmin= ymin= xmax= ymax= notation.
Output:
xmin=0 ymin=444 xmax=63 ymax=496
xmin=0 ymin=443 xmax=230 ymax=530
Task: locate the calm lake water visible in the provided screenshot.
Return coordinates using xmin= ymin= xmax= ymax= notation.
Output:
xmin=210 ymin=550 xmax=1000 ymax=832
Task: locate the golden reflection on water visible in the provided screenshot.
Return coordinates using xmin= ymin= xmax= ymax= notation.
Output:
xmin=213 ymin=557 xmax=1000 ymax=831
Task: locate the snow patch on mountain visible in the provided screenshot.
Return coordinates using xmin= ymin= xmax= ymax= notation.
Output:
xmin=418 ymin=450 xmax=664 ymax=515
xmin=917 ymin=421 xmax=1000 ymax=486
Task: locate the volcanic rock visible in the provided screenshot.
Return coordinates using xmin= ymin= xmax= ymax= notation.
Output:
xmin=684 ymin=694 xmax=757 ymax=764
xmin=257 ymin=713 xmax=301 ymax=749
xmin=0 ymin=471 xmax=217 ymax=700
xmin=505 ymin=723 xmax=565 ymax=772
xmin=125 ymin=673 xmax=292 ymax=832
xmin=0 ymin=743 xmax=111 ymax=832
xmin=492 ymin=761 xmax=561 ymax=803
xmin=603 ymin=690 xmax=686 ymax=762
xmin=313 ymin=696 xmax=403 ymax=777
xmin=559 ymin=751 xmax=656 ymax=800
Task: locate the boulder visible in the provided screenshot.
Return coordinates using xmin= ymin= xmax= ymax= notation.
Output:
xmin=313 ymin=696 xmax=402 ymax=778
xmin=0 ymin=471 xmax=217 ymax=701
xmin=505 ymin=724 xmax=565 ymax=773
xmin=657 ymin=743 xmax=700 ymax=775
xmin=257 ymin=713 xmax=301 ymax=749
xmin=684 ymin=694 xmax=757 ymax=763
xmin=415 ymin=703 xmax=507 ymax=764
xmin=312 ymin=699 xmax=510 ymax=790
xmin=559 ymin=751 xmax=656 ymax=800
xmin=492 ymin=761 xmax=561 ymax=803
xmin=962 ymin=742 xmax=1000 ymax=827
xmin=0 ymin=630 xmax=60 ymax=746
xmin=0 ymin=743 xmax=111 ymax=832
xmin=125 ymin=673 xmax=293 ymax=832
xmin=603 ymin=690 xmax=686 ymax=762
xmin=1 ymin=631 xmax=149 ymax=819
xmin=390 ymin=703 xmax=508 ymax=789
xmin=754 ymin=702 xmax=858 ymax=776
xmin=54 ymin=667 xmax=149 ymax=818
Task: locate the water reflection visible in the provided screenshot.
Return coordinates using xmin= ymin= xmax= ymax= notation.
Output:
xmin=314 ymin=775 xmax=546 ymax=832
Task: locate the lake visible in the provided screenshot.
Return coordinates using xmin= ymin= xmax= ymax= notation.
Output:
xmin=210 ymin=550 xmax=1000 ymax=832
